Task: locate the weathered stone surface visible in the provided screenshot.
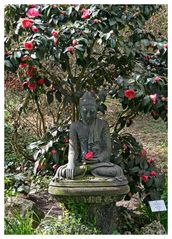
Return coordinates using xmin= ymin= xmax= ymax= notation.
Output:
xmin=49 ymin=177 xmax=129 ymax=204
xmin=5 ymin=196 xmax=45 ymax=227
xmin=140 ymin=220 xmax=166 ymax=234
xmin=49 ymin=177 xmax=129 ymax=234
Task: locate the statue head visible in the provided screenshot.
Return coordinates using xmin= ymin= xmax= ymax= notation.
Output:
xmin=79 ymin=92 xmax=97 ymax=125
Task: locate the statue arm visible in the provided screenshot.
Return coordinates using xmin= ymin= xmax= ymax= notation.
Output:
xmin=66 ymin=123 xmax=79 ymax=179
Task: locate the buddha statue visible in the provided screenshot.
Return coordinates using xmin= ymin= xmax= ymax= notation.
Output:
xmin=53 ymin=91 xmax=127 ymax=184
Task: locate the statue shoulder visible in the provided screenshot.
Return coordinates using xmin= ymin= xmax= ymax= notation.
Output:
xmin=69 ymin=121 xmax=80 ymax=131
xmin=96 ymin=118 xmax=109 ymax=128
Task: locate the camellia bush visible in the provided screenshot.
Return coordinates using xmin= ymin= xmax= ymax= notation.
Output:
xmin=5 ymin=4 xmax=167 ymax=201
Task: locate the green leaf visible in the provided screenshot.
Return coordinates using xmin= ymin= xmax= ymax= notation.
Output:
xmin=145 ymin=177 xmax=153 ymax=187
xmin=47 ymin=91 xmax=54 ymax=105
xmin=143 ymin=95 xmax=150 ymax=106
xmin=109 ymin=18 xmax=116 ymax=26
xmin=75 ymin=44 xmax=85 ymax=52
xmin=5 ymin=60 xmax=13 ymax=68
xmin=14 ymin=51 xmax=21 ymax=59
xmin=135 ymin=156 xmax=141 ymax=165
xmin=129 ymin=166 xmax=140 ymax=173
xmin=55 ymin=91 xmax=62 ymax=102
xmin=52 ymin=152 xmax=59 ymax=164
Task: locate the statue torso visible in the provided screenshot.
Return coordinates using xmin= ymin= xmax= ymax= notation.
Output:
xmin=73 ymin=118 xmax=109 ymax=158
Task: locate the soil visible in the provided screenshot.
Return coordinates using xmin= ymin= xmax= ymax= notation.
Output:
xmin=27 ymin=190 xmax=63 ymax=218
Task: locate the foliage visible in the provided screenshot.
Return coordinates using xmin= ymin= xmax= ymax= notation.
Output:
xmin=27 ymin=125 xmax=70 ymax=174
xmin=36 ymin=213 xmax=99 ymax=235
xmin=4 ymin=173 xmax=31 ymax=197
xmin=4 ymin=4 xmax=167 ymax=203
xmin=5 ymin=211 xmax=35 ymax=235
xmin=111 ymin=132 xmax=165 ymax=200
xmin=137 ymin=176 xmax=167 ymax=232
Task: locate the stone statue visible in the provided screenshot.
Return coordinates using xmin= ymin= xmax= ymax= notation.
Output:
xmin=53 ymin=91 xmax=127 ymax=185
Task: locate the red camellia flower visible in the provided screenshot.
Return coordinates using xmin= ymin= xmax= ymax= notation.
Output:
xmin=51 ymin=149 xmax=57 ymax=155
xmin=164 ymin=43 xmax=168 ymax=49
xmin=21 ymin=19 xmax=33 ymax=28
xmin=37 ymin=78 xmax=44 ymax=85
xmin=51 ymin=30 xmax=58 ymax=37
xmin=26 ymin=66 xmax=37 ymax=77
xmin=154 ymin=76 xmax=161 ymax=82
xmin=72 ymin=39 xmax=78 ymax=46
xmin=84 ymin=151 xmax=93 ymax=160
xmin=27 ymin=8 xmax=40 ymax=18
xmin=23 ymin=41 xmax=34 ymax=50
xmin=124 ymin=89 xmax=135 ymax=100
xmin=150 ymin=171 xmax=156 ymax=177
xmin=141 ymin=175 xmax=149 ymax=183
xmin=93 ymin=19 xmax=101 ymax=24
xmin=66 ymin=46 xmax=74 ymax=54
xmin=149 ymin=94 xmax=157 ymax=104
xmin=27 ymin=82 xmax=36 ymax=91
xmin=19 ymin=63 xmax=27 ymax=69
xmin=140 ymin=148 xmax=147 ymax=158
xmin=32 ymin=25 xmax=38 ymax=33
xmin=81 ymin=9 xmax=91 ymax=19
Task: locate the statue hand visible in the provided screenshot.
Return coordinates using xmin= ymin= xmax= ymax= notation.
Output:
xmin=66 ymin=162 xmax=75 ymax=179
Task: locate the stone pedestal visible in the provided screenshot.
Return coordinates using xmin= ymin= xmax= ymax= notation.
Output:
xmin=48 ymin=177 xmax=129 ymax=234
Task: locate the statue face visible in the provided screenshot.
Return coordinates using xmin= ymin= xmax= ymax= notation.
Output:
xmin=80 ymin=105 xmax=97 ymax=125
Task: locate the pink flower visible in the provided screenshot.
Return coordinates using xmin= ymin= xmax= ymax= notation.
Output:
xmin=155 ymin=49 xmax=160 ymax=55
xmin=21 ymin=81 xmax=28 ymax=88
xmin=140 ymin=148 xmax=147 ymax=158
xmin=144 ymin=55 xmax=151 ymax=61
xmin=66 ymin=46 xmax=74 ymax=54
xmin=123 ymin=144 xmax=128 ymax=151
xmin=53 ymin=37 xmax=58 ymax=45
xmin=124 ymin=89 xmax=135 ymax=100
xmin=32 ymin=25 xmax=38 ymax=33
xmin=27 ymin=8 xmax=40 ymax=18
xmin=147 ymin=158 xmax=154 ymax=164
xmin=149 ymin=94 xmax=157 ymax=104
xmin=37 ymin=78 xmax=44 ymax=85
xmin=93 ymin=19 xmax=101 ymax=24
xmin=154 ymin=76 xmax=161 ymax=82
xmin=64 ymin=137 xmax=69 ymax=143
xmin=23 ymin=41 xmax=33 ymax=50
xmin=21 ymin=55 xmax=29 ymax=62
xmin=60 ymin=10 xmax=65 ymax=15
xmin=81 ymin=9 xmax=91 ymax=19
xmin=164 ymin=43 xmax=168 ymax=49
xmin=84 ymin=151 xmax=93 ymax=160
xmin=150 ymin=171 xmax=156 ymax=177
xmin=51 ymin=149 xmax=57 ymax=155
xmin=21 ymin=19 xmax=33 ymax=28
xmin=19 ymin=63 xmax=27 ymax=69
xmin=27 ymin=82 xmax=36 ymax=91
xmin=52 ymin=164 xmax=60 ymax=170
xmin=72 ymin=39 xmax=78 ymax=46
xmin=141 ymin=175 xmax=149 ymax=183
xmin=51 ymin=30 xmax=58 ymax=37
